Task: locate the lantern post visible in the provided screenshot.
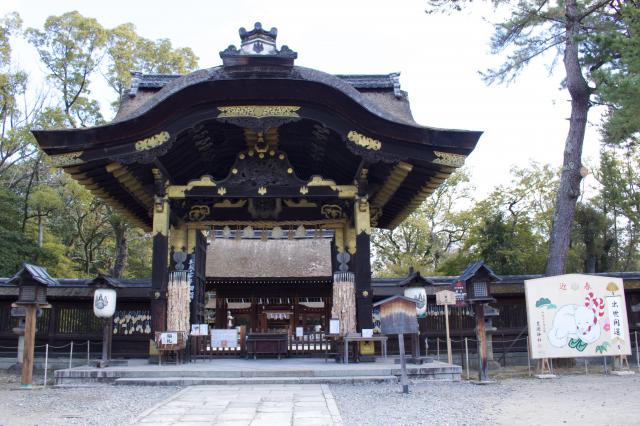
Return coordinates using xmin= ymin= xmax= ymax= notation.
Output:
xmin=8 ymin=264 xmax=56 ymax=389
xmin=88 ymin=274 xmax=120 ymax=368
xmin=458 ymin=261 xmax=499 ymax=383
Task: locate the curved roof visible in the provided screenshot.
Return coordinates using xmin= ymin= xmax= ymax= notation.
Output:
xmin=31 ymin=23 xmax=482 ymax=231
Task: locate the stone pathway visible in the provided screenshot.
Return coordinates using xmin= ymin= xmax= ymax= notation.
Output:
xmin=133 ymin=384 xmax=343 ymax=425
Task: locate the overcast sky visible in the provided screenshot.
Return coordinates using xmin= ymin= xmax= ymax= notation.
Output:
xmin=3 ymin=0 xmax=603 ymax=198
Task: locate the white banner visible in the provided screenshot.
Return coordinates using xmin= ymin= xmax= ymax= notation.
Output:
xmin=525 ymin=274 xmax=631 ymax=359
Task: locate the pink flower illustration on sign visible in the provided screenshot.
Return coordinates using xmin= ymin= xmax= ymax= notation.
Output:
xmin=603 ymin=322 xmax=610 ymax=332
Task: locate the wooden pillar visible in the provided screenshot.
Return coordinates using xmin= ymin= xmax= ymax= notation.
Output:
xmin=150 ymin=171 xmax=170 ymax=336
xmin=216 ymin=294 xmax=226 ymax=330
xmin=354 ymin=198 xmax=373 ymax=330
xmin=474 ymin=303 xmax=489 ymax=381
xmin=21 ymin=304 xmax=36 ymax=388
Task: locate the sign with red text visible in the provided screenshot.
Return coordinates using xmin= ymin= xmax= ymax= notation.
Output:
xmin=525 ymin=274 xmax=631 ymax=359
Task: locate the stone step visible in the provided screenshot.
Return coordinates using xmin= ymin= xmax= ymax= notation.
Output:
xmin=113 ymin=375 xmax=398 ymax=386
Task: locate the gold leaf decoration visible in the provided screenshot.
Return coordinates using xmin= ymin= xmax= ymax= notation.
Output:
xmin=299 ymin=186 xmax=309 ymax=195
xmin=49 ymin=151 xmax=84 ymax=167
xmin=217 ymin=187 xmax=227 ymax=196
xmin=257 ymin=186 xmax=267 ymax=195
xmin=134 ymin=131 xmax=170 ymax=151
xmin=188 ymin=205 xmax=210 ymax=221
xmin=320 ymin=204 xmax=343 ymax=219
xmin=213 ymin=199 xmax=247 ymax=209
xmin=217 ymin=105 xmax=301 ymax=119
xmin=432 ymin=151 xmax=466 ymax=168
xmin=347 ymin=131 xmax=382 ymax=151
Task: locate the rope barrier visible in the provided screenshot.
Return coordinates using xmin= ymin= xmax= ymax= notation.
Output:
xmin=0 ymin=345 xmax=18 ymax=349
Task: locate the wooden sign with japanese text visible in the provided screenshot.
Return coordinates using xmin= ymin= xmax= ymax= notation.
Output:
xmin=525 ymin=274 xmax=631 ymax=359
xmin=436 ymin=290 xmax=456 ymax=306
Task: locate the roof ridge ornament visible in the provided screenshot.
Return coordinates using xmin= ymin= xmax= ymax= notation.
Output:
xmin=220 ymin=22 xmax=297 ymax=67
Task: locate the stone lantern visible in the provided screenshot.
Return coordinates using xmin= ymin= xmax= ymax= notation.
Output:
xmin=8 ymin=263 xmax=57 ymax=388
xmin=87 ymin=274 xmax=121 ymax=368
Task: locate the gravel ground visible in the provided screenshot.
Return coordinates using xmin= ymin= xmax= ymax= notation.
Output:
xmin=0 ymin=372 xmax=181 ymax=426
xmin=331 ymin=374 xmax=640 ymax=426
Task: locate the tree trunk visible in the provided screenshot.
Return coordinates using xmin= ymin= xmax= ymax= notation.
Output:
xmin=37 ymin=212 xmax=43 ymax=248
xmin=111 ymin=222 xmax=128 ymax=278
xmin=545 ymin=0 xmax=591 ymax=276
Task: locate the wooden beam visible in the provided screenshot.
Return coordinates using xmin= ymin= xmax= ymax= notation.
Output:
xmin=68 ymin=174 xmax=151 ymax=231
xmin=106 ymin=162 xmax=154 ymax=208
xmin=386 ymin=173 xmax=453 ymax=230
xmin=370 ymin=161 xmax=413 ymax=208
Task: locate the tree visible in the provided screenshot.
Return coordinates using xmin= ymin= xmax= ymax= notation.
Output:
xmin=105 ymin=23 xmax=198 ymax=106
xmin=595 ymin=146 xmax=640 ymax=270
xmin=26 ymin=11 xmax=107 ymax=127
xmin=589 ymin=2 xmax=640 ymax=147
xmin=0 ymin=13 xmax=44 ymax=183
xmin=372 ymin=169 xmax=474 ymax=275
xmin=437 ymin=163 xmax=558 ymax=275
xmin=428 ymin=0 xmax=625 ymax=276
xmin=23 ymin=11 xmax=199 ymax=278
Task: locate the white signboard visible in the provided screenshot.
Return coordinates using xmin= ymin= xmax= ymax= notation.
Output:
xmin=362 ymin=328 xmax=374 ymax=338
xmin=161 ymin=332 xmax=178 ymax=345
xmin=403 ymin=287 xmax=427 ymax=318
xmin=436 ymin=290 xmax=456 ymax=306
xmin=211 ymin=329 xmax=238 ymax=348
xmin=191 ymin=324 xmax=209 ymax=336
xmin=296 ymin=326 xmax=304 ymax=337
xmin=525 ymin=274 xmax=631 ymax=359
xmin=329 ymin=319 xmax=340 ymax=335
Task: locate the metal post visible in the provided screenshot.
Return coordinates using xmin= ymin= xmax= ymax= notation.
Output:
xmin=43 ymin=344 xmax=49 ymax=388
xmin=436 ymin=337 xmax=440 ymax=360
xmin=603 ymin=356 xmax=608 ymax=375
xmin=69 ymin=341 xmax=74 ymax=369
xmin=87 ymin=340 xmax=90 ymax=365
xmin=398 ymin=333 xmax=409 ymax=394
xmin=526 ymin=338 xmax=531 ymax=377
xmin=635 ymin=331 xmax=639 ymax=371
xmin=464 ymin=337 xmax=470 ymax=380
xmin=584 ymin=358 xmax=588 ymax=375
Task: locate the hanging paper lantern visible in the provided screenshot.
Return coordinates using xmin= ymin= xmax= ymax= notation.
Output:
xmin=223 ymin=226 xmax=231 ymax=238
xmin=93 ymin=288 xmax=117 ymax=318
xmin=295 ymin=224 xmax=306 ymax=238
xmin=404 ymin=287 xmax=427 ymax=318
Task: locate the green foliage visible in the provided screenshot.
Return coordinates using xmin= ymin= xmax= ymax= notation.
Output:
xmin=26 ymin=11 xmax=108 ymax=127
xmin=438 ymin=163 xmax=556 ymax=275
xmin=0 ymin=187 xmax=40 ymax=275
xmin=372 ymin=169 xmax=475 ymax=276
xmin=589 ymin=3 xmax=640 ymax=146
xmin=105 ymin=22 xmax=198 ymax=105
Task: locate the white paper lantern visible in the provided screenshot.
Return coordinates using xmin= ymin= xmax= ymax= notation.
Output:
xmin=404 ymin=287 xmax=427 ymax=318
xmin=93 ymin=288 xmax=117 ymax=318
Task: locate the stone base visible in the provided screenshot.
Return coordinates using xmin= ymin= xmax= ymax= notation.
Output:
xmin=470 ymin=379 xmax=497 ymax=385
xmin=535 ymin=374 xmax=558 ymax=379
xmin=54 ymin=358 xmax=462 ymax=386
xmin=611 ymin=370 xmax=635 ymax=376
xmin=394 ymin=357 xmax=433 ymax=365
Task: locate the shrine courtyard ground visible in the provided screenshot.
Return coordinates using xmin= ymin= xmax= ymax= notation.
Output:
xmin=0 ymin=370 xmax=639 ymax=425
